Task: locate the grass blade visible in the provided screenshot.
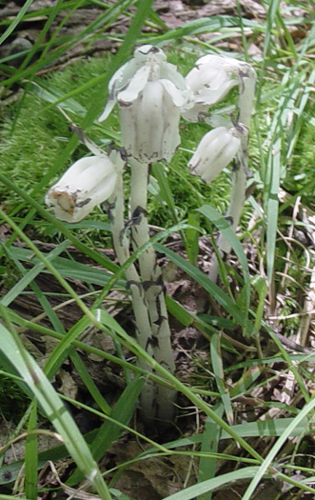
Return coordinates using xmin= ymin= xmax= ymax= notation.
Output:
xmin=67 ymin=375 xmax=144 ymax=486
xmin=163 ymin=467 xmax=260 ymax=500
xmin=0 ymin=0 xmax=34 ymax=45
xmin=0 ymin=321 xmax=112 ymax=500
xmin=154 ymin=243 xmax=248 ymax=328
xmin=242 ymin=394 xmax=315 ymax=499
xmin=198 ymin=403 xmax=224 ymax=500
xmin=210 ymin=334 xmax=234 ymax=425
xmin=24 ymin=402 xmax=38 ymax=500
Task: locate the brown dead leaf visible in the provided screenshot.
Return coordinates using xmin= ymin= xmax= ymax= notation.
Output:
xmin=109 ymin=441 xmax=197 ymax=500
xmin=58 ymin=368 xmax=78 ymax=401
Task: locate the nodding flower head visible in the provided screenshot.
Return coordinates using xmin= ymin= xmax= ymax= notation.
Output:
xmin=182 ymin=54 xmax=256 ymax=123
xmin=45 ymin=155 xmax=118 ymax=223
xmin=188 ymin=125 xmax=247 ymax=184
xmin=99 ymin=45 xmax=194 ymax=163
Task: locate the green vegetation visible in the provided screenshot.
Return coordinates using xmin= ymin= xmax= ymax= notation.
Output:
xmin=1 ymin=0 xmax=315 ymax=499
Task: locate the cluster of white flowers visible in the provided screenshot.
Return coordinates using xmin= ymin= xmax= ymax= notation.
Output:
xmin=185 ymin=54 xmax=256 ymax=184
xmin=45 ymin=45 xmax=256 ymax=223
xmin=43 ymin=45 xmax=256 ymax=421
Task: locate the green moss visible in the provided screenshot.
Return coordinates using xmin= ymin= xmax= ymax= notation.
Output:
xmin=0 ymin=104 xmax=69 ymax=203
xmin=284 ymin=107 xmax=315 ymax=203
xmin=0 ymin=374 xmax=29 ymax=422
xmin=0 ymin=56 xmax=114 ymax=208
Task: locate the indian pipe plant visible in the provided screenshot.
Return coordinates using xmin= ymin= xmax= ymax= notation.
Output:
xmin=45 ymin=45 xmax=256 ymax=424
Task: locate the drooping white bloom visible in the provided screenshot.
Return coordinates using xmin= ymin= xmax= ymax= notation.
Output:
xmin=45 ymin=155 xmax=118 ymax=223
xmin=99 ymin=45 xmax=193 ymax=163
xmin=182 ymin=54 xmax=255 ymax=123
xmin=119 ymin=79 xmax=182 ymax=163
xmin=188 ymin=126 xmax=246 ymax=184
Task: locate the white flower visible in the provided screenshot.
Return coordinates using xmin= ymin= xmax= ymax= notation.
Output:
xmin=45 ymin=155 xmax=118 ymax=223
xmin=119 ymin=79 xmax=183 ymax=163
xmin=182 ymin=54 xmax=254 ymax=122
xmin=99 ymin=45 xmax=193 ymax=163
xmin=188 ymin=126 xmax=246 ymax=184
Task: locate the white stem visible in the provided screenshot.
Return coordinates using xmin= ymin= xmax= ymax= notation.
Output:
xmin=109 ymin=160 xmax=159 ymax=419
xmin=129 ymin=158 xmax=176 ymax=422
xmin=210 ymin=64 xmax=256 ymax=282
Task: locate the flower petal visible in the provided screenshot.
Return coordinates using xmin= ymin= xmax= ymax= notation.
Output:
xmin=183 ymin=54 xmax=246 ymax=122
xmin=99 ymin=57 xmax=144 ymax=122
xmin=98 ymin=98 xmax=116 ymax=123
xmin=45 ymin=156 xmax=118 ymax=223
xmin=188 ymin=127 xmax=241 ymax=184
xmin=134 ymin=44 xmax=167 ymax=64
xmin=99 ymin=45 xmax=194 ymax=122
xmin=108 ymin=58 xmax=142 ymax=97
xmin=159 ymin=79 xmax=188 ymax=108
xmin=120 ymin=80 xmax=180 ymax=162
xmin=117 ymin=65 xmax=151 ymax=105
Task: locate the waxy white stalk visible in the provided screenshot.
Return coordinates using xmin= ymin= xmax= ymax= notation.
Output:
xmin=45 ymin=155 xmax=118 ymax=223
xmin=103 ymin=152 xmax=176 ymax=422
xmin=214 ymin=62 xmax=256 ymax=268
xmin=129 ymin=158 xmax=176 ymax=422
xmin=98 ymin=45 xmax=188 ymax=424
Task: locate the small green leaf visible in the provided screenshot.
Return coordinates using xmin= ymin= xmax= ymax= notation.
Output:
xmin=186 ymin=212 xmax=200 ymax=265
xmin=0 ymin=323 xmax=112 ymax=500
xmin=24 ymin=402 xmax=38 ymax=500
